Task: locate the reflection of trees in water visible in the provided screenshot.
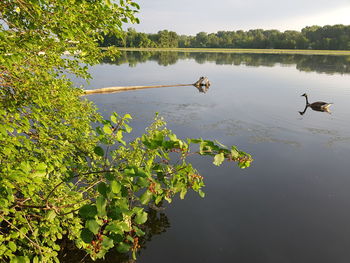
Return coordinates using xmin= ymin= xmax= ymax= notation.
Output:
xmin=58 ymin=207 xmax=170 ymax=263
xmin=103 ymin=51 xmax=183 ymax=67
xmin=102 ymin=51 xmax=350 ymax=75
xmin=138 ymin=207 xmax=170 ymax=249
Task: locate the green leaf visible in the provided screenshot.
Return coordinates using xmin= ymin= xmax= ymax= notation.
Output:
xmin=8 ymin=241 xmax=17 ymax=252
xmin=94 ymin=146 xmax=104 ymax=157
xmin=96 ymin=196 xmax=107 ymax=217
xmin=123 ymin=113 xmax=132 ymax=119
xmin=117 ymin=242 xmax=131 ymax=253
xmin=124 ymin=167 xmax=136 ymax=176
xmin=105 ymin=222 xmax=123 ymax=234
xmin=198 ymin=190 xmax=205 ymax=198
xmin=86 ymin=219 xmax=100 ymax=235
xmin=32 ymin=162 xmax=47 ymax=177
xmin=164 ymin=195 xmax=172 ymax=203
xmin=0 ymin=126 xmax=7 ymax=136
xmin=46 ymin=210 xmax=56 ymax=222
xmin=214 ymin=140 xmax=227 ymax=148
xmin=135 ymin=168 xmax=148 ymax=178
xmin=119 ymin=222 xmax=131 ymax=232
xmin=139 ymin=190 xmax=152 ymax=205
xmin=103 ymin=125 xmax=113 ymax=134
xmin=14 ymin=256 xmax=30 ymax=263
xmin=105 ymin=172 xmax=115 ymax=181
xmin=188 ymin=138 xmax=203 ymax=144
xmin=126 ymin=235 xmax=134 ymax=243
xmin=213 ymin=153 xmax=225 ymax=166
xmin=79 ymin=205 xmax=98 ymax=219
xmin=134 ymin=211 xmax=148 ymax=224
xmin=80 ymin=228 xmax=94 ymax=243
xmin=199 ymin=141 xmax=210 ymax=154
xmin=115 ymin=130 xmax=124 ymax=144
xmin=108 ymin=207 xmax=123 ymax=220
xmin=130 ymin=2 xmax=140 ymax=9
xmin=155 ymin=195 xmax=163 ymax=205
xmin=96 ymin=126 xmax=104 ymax=135
xmin=180 ymin=188 xmax=187 ymax=200
xmin=137 ymin=177 xmax=149 ymax=187
xmin=132 ymin=206 xmax=143 ymax=214
xmin=133 ymin=226 xmax=145 ymax=236
xmin=36 ymin=162 xmax=47 ymax=171
xmin=231 ymin=147 xmax=239 ymax=158
xmin=110 ymin=180 xmax=121 ymax=194
xmin=124 ymin=124 xmax=132 ymax=133
xmin=102 ymin=237 xmax=114 ymax=249
xmin=97 ymin=182 xmax=108 ymax=197
xmin=110 ymin=114 xmax=118 ymax=124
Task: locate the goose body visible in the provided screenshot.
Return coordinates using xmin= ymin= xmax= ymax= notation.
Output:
xmin=301 ymin=93 xmax=332 ymax=111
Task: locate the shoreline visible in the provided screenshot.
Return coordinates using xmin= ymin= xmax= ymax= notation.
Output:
xmin=112 ymin=47 xmax=350 ymax=56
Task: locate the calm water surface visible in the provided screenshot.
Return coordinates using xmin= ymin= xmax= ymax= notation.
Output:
xmin=83 ymin=52 xmax=350 ymax=263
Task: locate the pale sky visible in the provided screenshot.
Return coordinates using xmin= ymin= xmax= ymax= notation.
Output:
xmin=130 ymin=0 xmax=350 ymax=35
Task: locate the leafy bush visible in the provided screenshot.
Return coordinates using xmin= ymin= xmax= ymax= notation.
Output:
xmin=0 ymin=1 xmax=252 ymax=262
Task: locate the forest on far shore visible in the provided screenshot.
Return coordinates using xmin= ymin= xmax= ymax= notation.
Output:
xmin=100 ymin=24 xmax=350 ymax=50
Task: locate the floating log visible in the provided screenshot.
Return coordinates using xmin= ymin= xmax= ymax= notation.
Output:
xmin=83 ymin=77 xmax=210 ymax=95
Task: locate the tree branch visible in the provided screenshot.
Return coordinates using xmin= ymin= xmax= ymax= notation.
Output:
xmin=0 ymin=214 xmax=43 ymax=254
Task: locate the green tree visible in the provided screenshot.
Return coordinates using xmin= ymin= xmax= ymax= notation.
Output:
xmin=194 ymin=32 xmax=209 ymax=47
xmin=156 ymin=30 xmax=179 ymax=48
xmin=178 ymin=34 xmax=192 ymax=48
xmin=0 ymin=1 xmax=251 ymax=262
xmin=207 ymin=33 xmax=220 ymax=48
xmin=102 ymin=24 xmax=350 ymax=50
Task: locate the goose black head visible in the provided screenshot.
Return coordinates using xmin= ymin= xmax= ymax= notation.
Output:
xmin=301 ymin=93 xmax=307 ymax=97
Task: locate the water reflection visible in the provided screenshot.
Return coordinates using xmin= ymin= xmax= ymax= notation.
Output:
xmin=86 ymin=51 xmax=350 ymax=262
xmin=103 ymin=51 xmax=350 ymax=75
xmin=299 ymin=93 xmax=332 ymax=115
xmin=59 ymin=207 xmax=170 ymax=263
xmin=298 ymin=105 xmax=331 ymax=115
xmin=195 ymin=84 xmax=210 ymax=93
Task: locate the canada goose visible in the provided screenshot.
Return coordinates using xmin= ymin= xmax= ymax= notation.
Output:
xmin=301 ymin=93 xmax=332 ymax=111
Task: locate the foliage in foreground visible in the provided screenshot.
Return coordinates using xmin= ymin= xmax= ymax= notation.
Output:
xmin=76 ymin=113 xmax=252 ymax=260
xmin=0 ymin=0 xmax=252 ymax=262
xmin=1 ymin=110 xmax=252 ymax=262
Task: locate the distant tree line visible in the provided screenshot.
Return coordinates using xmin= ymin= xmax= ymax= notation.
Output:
xmin=100 ymin=25 xmax=350 ymax=50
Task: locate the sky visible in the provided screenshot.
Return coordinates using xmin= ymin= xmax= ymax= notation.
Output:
xmin=129 ymin=0 xmax=350 ymax=35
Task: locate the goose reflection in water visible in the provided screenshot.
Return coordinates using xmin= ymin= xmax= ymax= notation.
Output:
xmin=299 ymin=93 xmax=333 ymax=115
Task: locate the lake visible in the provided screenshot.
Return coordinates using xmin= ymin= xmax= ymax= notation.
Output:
xmin=83 ymin=51 xmax=350 ymax=263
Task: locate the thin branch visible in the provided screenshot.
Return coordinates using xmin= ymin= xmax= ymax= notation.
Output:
xmin=79 ymin=178 xmax=104 ymax=195
xmin=165 ymin=166 xmax=187 ymax=178
xmin=15 ymin=204 xmax=47 ymax=209
xmin=24 ymin=214 xmax=43 ymax=255
xmin=81 ymin=170 xmax=115 ymax=176
xmin=45 ymin=181 xmax=65 ymax=207
xmin=56 ymin=199 xmax=87 ymax=209
xmin=0 ymin=214 xmax=43 ymax=253
xmin=57 ymin=208 xmax=80 ymax=217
